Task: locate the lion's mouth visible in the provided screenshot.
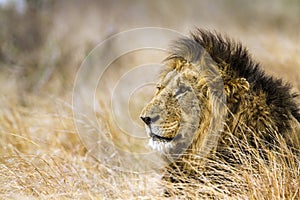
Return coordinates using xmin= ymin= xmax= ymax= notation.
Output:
xmin=149 ymin=131 xmax=174 ymax=142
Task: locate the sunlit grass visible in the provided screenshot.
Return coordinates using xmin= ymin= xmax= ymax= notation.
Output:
xmin=0 ymin=95 xmax=299 ymax=199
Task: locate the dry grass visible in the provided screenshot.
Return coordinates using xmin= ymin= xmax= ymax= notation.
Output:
xmin=1 ymin=0 xmax=300 ymax=199
xmin=0 ymin=93 xmax=299 ymax=199
xmin=0 ymin=96 xmax=162 ymax=199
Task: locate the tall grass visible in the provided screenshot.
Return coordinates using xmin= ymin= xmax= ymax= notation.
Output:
xmin=0 ymin=95 xmax=299 ymax=199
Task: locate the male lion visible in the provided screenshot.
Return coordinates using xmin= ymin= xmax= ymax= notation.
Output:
xmin=140 ymin=30 xmax=300 ymax=185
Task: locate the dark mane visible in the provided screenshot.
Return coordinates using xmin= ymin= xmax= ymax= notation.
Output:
xmin=170 ymin=29 xmax=300 ymax=130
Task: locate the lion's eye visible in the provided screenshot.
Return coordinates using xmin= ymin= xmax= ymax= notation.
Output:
xmin=175 ymin=84 xmax=190 ymax=97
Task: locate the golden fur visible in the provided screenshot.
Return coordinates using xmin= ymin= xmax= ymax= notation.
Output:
xmin=140 ymin=30 xmax=300 ymax=183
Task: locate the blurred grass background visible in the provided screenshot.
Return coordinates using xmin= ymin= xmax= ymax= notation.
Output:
xmin=1 ymin=0 xmax=299 ymax=100
xmin=0 ymin=0 xmax=300 ymax=199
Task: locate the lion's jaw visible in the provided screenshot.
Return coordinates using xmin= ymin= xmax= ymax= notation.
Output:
xmin=140 ymin=68 xmax=201 ymax=156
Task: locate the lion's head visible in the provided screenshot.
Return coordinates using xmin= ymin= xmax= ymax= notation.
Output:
xmin=140 ymin=59 xmax=202 ymax=155
xmin=140 ymin=36 xmax=228 ymax=158
xmin=140 ymin=30 xmax=300 ymax=161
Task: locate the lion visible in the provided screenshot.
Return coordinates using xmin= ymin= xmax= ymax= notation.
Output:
xmin=140 ymin=30 xmax=300 ymax=185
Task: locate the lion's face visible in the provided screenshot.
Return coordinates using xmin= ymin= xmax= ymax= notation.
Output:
xmin=140 ymin=61 xmax=203 ymax=155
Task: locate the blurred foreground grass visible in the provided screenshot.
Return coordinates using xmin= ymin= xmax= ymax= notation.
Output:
xmin=0 ymin=88 xmax=299 ymax=199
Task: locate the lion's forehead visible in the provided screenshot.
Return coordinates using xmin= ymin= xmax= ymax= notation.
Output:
xmin=160 ymin=70 xmax=179 ymax=87
xmin=160 ymin=68 xmax=196 ymax=90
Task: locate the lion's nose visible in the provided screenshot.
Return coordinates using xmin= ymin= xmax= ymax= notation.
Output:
xmin=140 ymin=115 xmax=160 ymax=125
xmin=140 ymin=116 xmax=152 ymax=125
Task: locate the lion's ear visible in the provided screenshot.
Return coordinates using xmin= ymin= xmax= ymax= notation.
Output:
xmin=224 ymin=78 xmax=250 ymax=103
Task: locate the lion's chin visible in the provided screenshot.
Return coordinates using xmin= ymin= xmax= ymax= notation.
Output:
xmin=148 ymin=137 xmax=174 ymax=153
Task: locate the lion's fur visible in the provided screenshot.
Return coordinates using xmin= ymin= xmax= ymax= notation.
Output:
xmin=140 ymin=30 xmax=300 ymax=184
